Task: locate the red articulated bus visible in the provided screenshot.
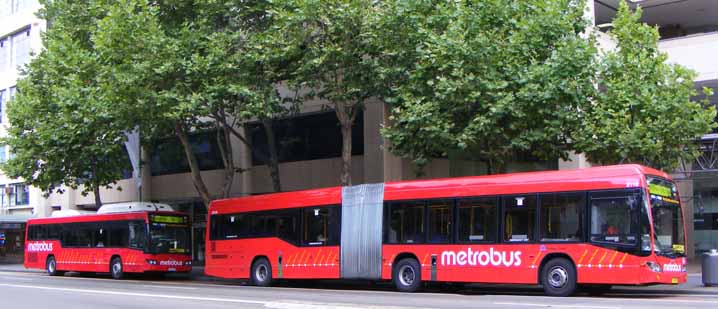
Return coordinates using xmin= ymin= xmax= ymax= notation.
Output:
xmin=25 ymin=203 xmax=192 ymax=279
xmin=205 ymin=165 xmax=687 ymax=296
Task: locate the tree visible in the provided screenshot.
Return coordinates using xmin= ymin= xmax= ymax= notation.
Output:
xmin=1 ymin=0 xmax=131 ymax=206
xmin=93 ymin=0 xmax=300 ymax=204
xmin=378 ymin=0 xmax=597 ymax=174
xmin=274 ymin=0 xmax=382 ymax=186
xmin=571 ymin=1 xmax=715 ymax=171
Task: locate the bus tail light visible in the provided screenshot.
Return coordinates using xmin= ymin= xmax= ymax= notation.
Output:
xmin=645 ymin=261 xmax=661 ymax=273
xmin=146 ymin=259 xmax=158 ymax=265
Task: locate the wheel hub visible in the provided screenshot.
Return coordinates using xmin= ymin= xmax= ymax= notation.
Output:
xmin=399 ymin=265 xmax=415 ymax=286
xmin=547 ymin=266 xmax=568 ymax=288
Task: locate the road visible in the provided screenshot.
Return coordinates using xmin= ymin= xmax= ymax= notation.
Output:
xmin=1 ymin=271 xmax=718 ymax=309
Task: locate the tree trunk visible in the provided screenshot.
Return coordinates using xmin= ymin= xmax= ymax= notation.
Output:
xmin=263 ymin=119 xmax=282 ymax=192
xmin=216 ymin=121 xmax=234 ymax=198
xmin=335 ymin=104 xmax=356 ymax=186
xmin=91 ymin=161 xmax=102 ymax=207
xmin=175 ymin=122 xmax=212 ymax=207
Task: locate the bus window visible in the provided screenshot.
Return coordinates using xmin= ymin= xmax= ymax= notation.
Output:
xmin=108 ymin=222 xmax=130 ymax=247
xmin=539 ymin=193 xmax=584 ymax=242
xmin=302 ymin=206 xmax=339 ymax=246
xmin=589 ymin=190 xmax=640 ymax=245
xmin=503 ymin=195 xmax=537 ymax=242
xmin=428 ymin=200 xmax=453 ymax=243
xmin=128 ymin=221 xmax=147 ymax=250
xmin=386 ymin=201 xmax=425 ymax=244
xmin=62 ymin=224 xmax=93 ymax=247
xmin=93 ymin=227 xmax=108 ymax=248
xmin=457 ymin=197 xmax=497 ymax=243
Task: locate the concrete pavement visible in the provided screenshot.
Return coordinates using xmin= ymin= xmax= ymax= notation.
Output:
xmin=2 ymin=262 xmax=718 ymax=296
xmin=2 ymin=268 xmax=718 ymax=309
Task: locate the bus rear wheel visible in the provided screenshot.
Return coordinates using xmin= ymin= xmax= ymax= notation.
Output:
xmin=393 ymin=258 xmax=422 ymax=293
xmin=541 ymin=257 xmax=577 ymax=297
xmin=110 ymin=257 xmax=124 ymax=280
xmin=46 ymin=256 xmax=64 ymax=276
xmin=250 ymin=258 xmax=273 ymax=287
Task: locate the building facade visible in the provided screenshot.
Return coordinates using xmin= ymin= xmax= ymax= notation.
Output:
xmin=1 ymin=0 xmax=717 ymax=263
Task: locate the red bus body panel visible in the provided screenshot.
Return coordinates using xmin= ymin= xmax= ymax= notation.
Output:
xmin=205 ymin=164 xmax=687 ymax=285
xmin=24 ymin=211 xmax=191 ymax=274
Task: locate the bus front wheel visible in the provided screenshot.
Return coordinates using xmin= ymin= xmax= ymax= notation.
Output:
xmin=250 ymin=258 xmax=273 ymax=287
xmin=110 ymin=257 xmax=124 ymax=280
xmin=46 ymin=256 xmax=64 ymax=276
xmin=393 ymin=258 xmax=422 ymax=292
xmin=541 ymin=258 xmax=577 ymax=297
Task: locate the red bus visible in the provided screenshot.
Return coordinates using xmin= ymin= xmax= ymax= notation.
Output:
xmin=205 ymin=165 xmax=687 ymax=296
xmin=25 ymin=204 xmax=192 ymax=279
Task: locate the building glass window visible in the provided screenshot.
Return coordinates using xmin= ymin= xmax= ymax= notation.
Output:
xmin=150 ymin=130 xmax=225 ymax=176
xmin=0 ymin=88 xmax=4 ymax=123
xmin=503 ymin=195 xmax=537 ymax=242
xmin=457 ymin=197 xmax=497 ymax=243
xmin=249 ymin=111 xmax=364 ymax=165
xmin=539 ymin=192 xmax=584 ymax=242
xmin=0 ymin=145 xmax=6 ymax=163
xmin=11 ymin=28 xmax=31 ymax=68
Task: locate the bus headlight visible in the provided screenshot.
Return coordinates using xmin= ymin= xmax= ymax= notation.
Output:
xmin=645 ymin=261 xmax=661 ymax=273
xmin=146 ymin=259 xmax=158 ymax=265
xmin=184 ymin=261 xmax=192 ymax=266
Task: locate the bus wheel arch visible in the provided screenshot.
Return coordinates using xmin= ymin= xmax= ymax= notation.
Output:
xmin=538 ymin=254 xmax=577 ymax=297
xmin=46 ymin=255 xmax=63 ymax=276
xmin=110 ymin=255 xmax=124 ymax=280
xmin=391 ymin=253 xmax=422 ymax=293
xmin=250 ymin=256 xmax=273 ymax=287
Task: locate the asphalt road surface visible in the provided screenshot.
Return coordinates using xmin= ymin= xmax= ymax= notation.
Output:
xmin=1 ymin=271 xmax=718 ymax=309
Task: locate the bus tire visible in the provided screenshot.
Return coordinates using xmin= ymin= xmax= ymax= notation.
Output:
xmin=541 ymin=257 xmax=577 ymax=297
xmin=250 ymin=258 xmax=273 ymax=287
xmin=46 ymin=256 xmax=64 ymax=276
xmin=110 ymin=257 xmax=124 ymax=280
xmin=393 ymin=258 xmax=422 ymax=293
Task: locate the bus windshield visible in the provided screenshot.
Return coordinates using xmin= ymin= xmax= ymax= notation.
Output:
xmin=148 ymin=214 xmax=191 ymax=255
xmin=647 ymin=177 xmax=685 ymax=257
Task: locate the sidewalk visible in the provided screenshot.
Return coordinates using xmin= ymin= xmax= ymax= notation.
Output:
xmin=2 ymin=263 xmax=717 ymax=295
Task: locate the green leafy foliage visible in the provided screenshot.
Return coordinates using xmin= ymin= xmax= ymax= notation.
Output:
xmin=1 ymin=0 xmax=129 ymax=202
xmin=571 ymin=1 xmax=715 ymax=170
xmin=378 ymin=0 xmax=597 ymax=173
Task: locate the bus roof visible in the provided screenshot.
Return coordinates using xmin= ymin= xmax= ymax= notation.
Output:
xmin=209 ymin=164 xmax=670 ymax=214
xmin=27 ymin=210 xmax=187 ymax=225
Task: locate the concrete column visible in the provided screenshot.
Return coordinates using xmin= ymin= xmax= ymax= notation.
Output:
xmin=382 ymin=102 xmax=405 ymax=181
xmin=30 ymin=186 xmax=48 ymax=217
xmin=584 ymin=0 xmax=596 ymax=26
xmin=677 ymin=179 xmax=695 ymax=259
xmin=140 ymin=148 xmax=152 ymax=201
xmin=363 ymin=101 xmax=384 ymax=183
xmin=558 ymin=151 xmax=592 ymax=170
xmin=64 ymin=186 xmax=76 ymax=211
xmin=237 ymin=126 xmax=253 ymax=196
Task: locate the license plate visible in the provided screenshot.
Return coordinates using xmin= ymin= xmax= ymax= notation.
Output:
xmin=671 ymin=278 xmax=678 ymax=284
xmin=168 ymin=268 xmax=176 ymax=272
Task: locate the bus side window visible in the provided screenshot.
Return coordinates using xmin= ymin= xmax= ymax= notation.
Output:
xmin=539 ymin=193 xmax=584 ymax=242
xmin=302 ymin=206 xmax=339 ymax=246
xmin=385 ymin=201 xmax=425 ymax=244
xmin=457 ymin=197 xmax=497 ymax=243
xmin=503 ymin=195 xmax=537 ymax=242
xmin=589 ymin=190 xmax=640 ymax=245
xmin=128 ymin=221 xmax=147 ymax=250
